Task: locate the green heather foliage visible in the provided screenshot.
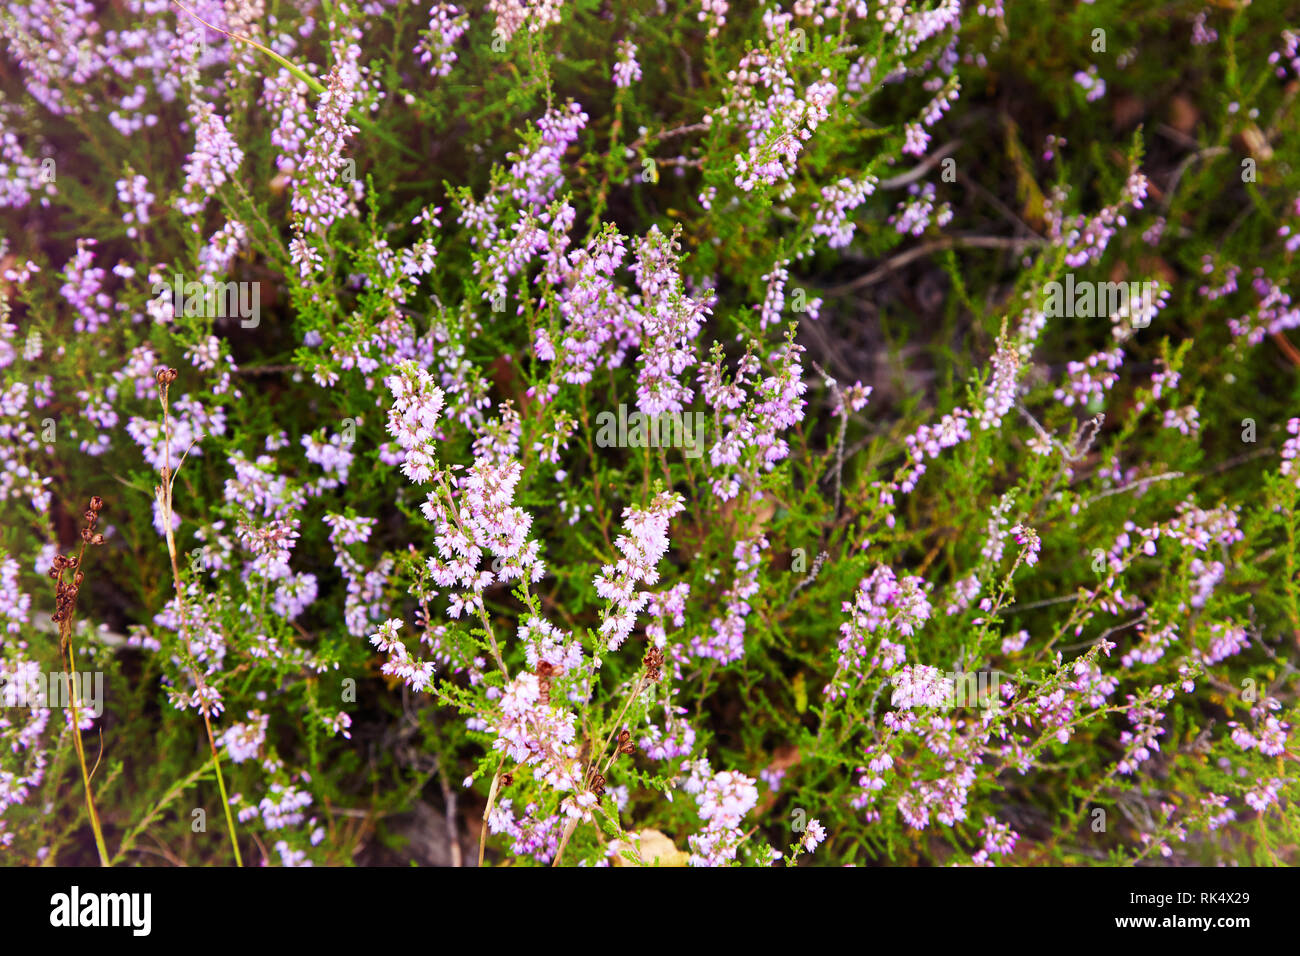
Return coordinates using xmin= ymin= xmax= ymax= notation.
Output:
xmin=0 ymin=0 xmax=1297 ymax=866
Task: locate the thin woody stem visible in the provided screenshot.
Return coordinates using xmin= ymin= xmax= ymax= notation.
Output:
xmin=157 ymin=374 xmax=243 ymax=866
xmin=57 ymin=538 xmax=110 ymax=866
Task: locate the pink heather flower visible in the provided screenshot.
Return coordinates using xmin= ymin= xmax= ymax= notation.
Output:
xmin=612 ymin=40 xmax=641 ymax=88
xmin=115 ymin=174 xmax=154 ymax=239
xmin=891 ymin=664 xmax=952 ymax=710
xmin=1162 ymin=405 xmax=1200 ymax=436
xmin=369 ymin=619 xmax=435 ymax=693
xmin=274 ymin=841 xmax=313 ymax=867
xmin=1073 ymin=65 xmax=1106 ymax=102
xmin=683 ymin=534 xmax=766 ymax=664
xmin=0 ymin=114 xmax=58 ymax=208
xmin=689 ymin=769 xmax=759 ymax=866
xmin=802 ymin=818 xmax=826 ymax=853
xmin=832 ymin=380 xmax=873 ymax=417
xmin=890 ymin=182 xmax=952 ymax=236
xmin=259 ymin=784 xmax=313 ymax=830
xmin=595 ymin=491 xmax=686 ymax=649
xmin=1053 ymin=348 xmax=1123 ymax=408
xmin=489 ymin=0 xmax=565 ymax=44
xmin=0 ymin=554 xmax=32 ymax=633
xmin=812 ymin=175 xmax=877 ymax=249
xmin=759 ymin=766 xmax=786 ymax=791
xmin=198 ymin=220 xmax=249 ymax=285
xmin=323 ymin=711 xmax=353 ymax=740
xmin=720 ymin=47 xmax=837 ymax=193
xmin=971 ymin=815 xmax=1018 ymax=865
xmin=290 ymin=52 xmax=363 ymax=239
xmin=1200 ymin=623 xmax=1249 ymax=665
xmin=324 ymin=510 xmax=390 ymax=638
xmin=262 ymin=68 xmax=312 ymax=173
xmin=423 ymin=457 xmax=545 ymax=601
xmin=978 ymin=344 xmax=1019 ymax=430
xmin=1116 ymin=697 xmax=1168 ymax=775
xmin=385 ymin=363 xmax=446 ymax=484
xmin=903 ymin=121 xmax=930 ymax=156
xmin=825 ymin=565 xmax=932 ymax=700
xmin=506 ymin=102 xmax=587 ymax=217
xmin=492 ymin=672 xmax=588 ymax=796
xmin=1009 ymin=524 xmax=1041 ymax=566
xmin=698 ymin=0 xmax=728 ymax=38
xmin=704 ymin=341 xmax=808 ymax=500
xmin=59 ymin=238 xmax=111 ymax=334
xmin=1002 ymin=629 xmax=1030 ymax=654
xmin=1227 ymin=697 xmax=1289 ymax=759
xmin=187 ymin=683 xmax=225 ymax=719
xmin=1271 ymin=29 xmax=1300 ymax=79
xmin=220 ymin=711 xmax=269 ymax=764
xmin=178 ymin=101 xmax=244 ymax=216
xmin=946 ymin=574 xmax=981 ymax=616
xmin=1280 ymin=418 xmax=1300 ymax=485
xmin=632 ymin=225 xmax=711 ymax=413
xmin=1191 ymin=10 xmax=1218 ymax=45
xmin=758 ymin=260 xmax=799 ymax=330
xmin=640 ymin=707 xmax=697 ymax=761
xmin=1245 ymin=779 xmax=1281 ymax=814
xmin=416 ymin=4 xmax=470 ymax=78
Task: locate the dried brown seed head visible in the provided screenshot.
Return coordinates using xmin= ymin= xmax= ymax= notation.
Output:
xmin=643 ymin=646 xmax=665 ymax=682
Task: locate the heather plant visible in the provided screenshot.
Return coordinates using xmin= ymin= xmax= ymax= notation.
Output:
xmin=0 ymin=0 xmax=1297 ymax=867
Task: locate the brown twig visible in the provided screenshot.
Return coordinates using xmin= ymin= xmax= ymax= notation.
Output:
xmin=822 ymin=236 xmax=1045 ymax=296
